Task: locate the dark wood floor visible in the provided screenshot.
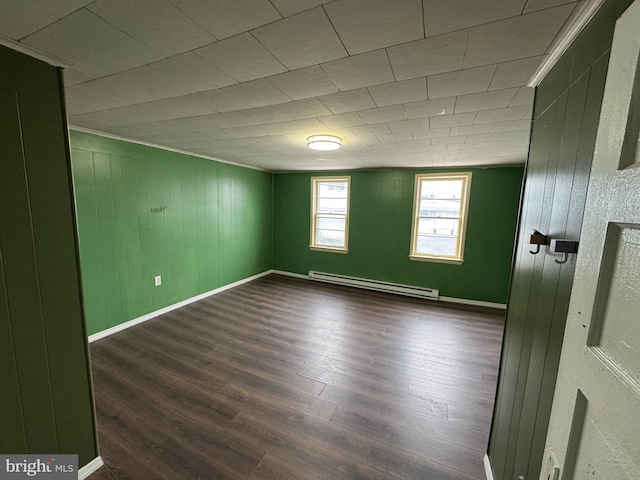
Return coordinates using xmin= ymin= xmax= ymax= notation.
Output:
xmin=89 ymin=273 xmax=504 ymax=480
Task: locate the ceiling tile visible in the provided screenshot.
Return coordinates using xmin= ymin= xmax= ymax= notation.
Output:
xmin=411 ymin=128 xmax=450 ymax=139
xmin=152 ymin=111 xmax=250 ymax=132
xmin=449 ymin=124 xmax=492 ymax=136
xmin=65 ymin=77 xmax=146 ymax=116
xmin=23 ymin=9 xmax=164 ymax=78
xmin=63 ymin=69 xmax=94 ymax=87
xmin=318 ymin=89 xmax=376 ymax=114
xmin=403 ymin=98 xmax=455 ymax=119
xmin=377 ymin=132 xmax=413 ymax=142
xmin=88 ymin=0 xmax=214 ymax=57
xmin=324 ymin=0 xmax=423 ymax=55
xmin=474 ymin=106 xmax=531 ymax=124
xmin=195 ymin=33 xmax=286 ymax=82
xmin=236 ymin=105 xmax=294 ymax=125
xmin=221 ymin=79 xmax=292 ymax=108
xmin=357 ymin=105 xmax=406 ymax=125
xmin=454 ymin=88 xmax=519 ymax=113
xmin=0 ymin=0 xmax=92 ymax=39
xmin=465 ymin=132 xmax=507 ymax=143
xmin=387 ymin=30 xmax=468 ymax=81
xmin=317 ymin=112 xmax=365 ymax=128
xmin=524 ymin=0 xmax=576 ymax=13
xmin=490 ymin=118 xmax=532 ymax=132
xmin=431 ymin=135 xmax=467 ymax=145
xmin=185 ymin=89 xmax=252 ymax=112
xmin=489 ymin=56 xmax=545 ymax=90
xmin=350 ymin=124 xmax=391 ymax=137
xmin=252 ymin=7 xmax=347 ymax=70
xmin=321 ymin=50 xmax=394 ymax=91
xmin=270 ymin=0 xmax=331 ymax=17
xmin=423 ymin=0 xmax=526 ymax=37
xmin=427 ymin=65 xmax=497 ymax=99
xmin=267 ymin=65 xmax=339 ymax=101
xmin=277 ymin=98 xmax=333 ymax=119
xmin=170 ymin=0 xmax=281 ymax=39
xmin=251 ymin=118 xmax=327 ymax=135
xmin=368 ymin=78 xmax=427 ymax=107
xmin=429 ymin=112 xmax=477 ymax=129
xmin=464 ymin=5 xmax=576 ymax=68
xmin=83 ymin=66 xmax=194 ymax=105
xmin=73 ymin=97 xmax=216 ymax=126
xmin=509 ymin=87 xmax=535 ymax=107
xmin=148 ymin=52 xmax=237 ymax=92
xmin=387 ymin=118 xmax=431 ymax=133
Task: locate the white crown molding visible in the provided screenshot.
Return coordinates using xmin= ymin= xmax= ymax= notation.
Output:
xmin=528 ymin=0 xmax=606 ymax=87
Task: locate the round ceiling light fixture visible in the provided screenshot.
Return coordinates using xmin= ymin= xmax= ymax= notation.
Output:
xmin=306 ymin=134 xmax=342 ymax=151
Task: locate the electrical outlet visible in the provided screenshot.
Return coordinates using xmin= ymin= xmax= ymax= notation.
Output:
xmin=154 ymin=275 xmax=162 ymax=286
xmin=542 ymin=449 xmax=560 ymax=480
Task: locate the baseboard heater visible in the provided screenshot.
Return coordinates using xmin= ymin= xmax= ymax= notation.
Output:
xmin=308 ymin=271 xmax=439 ymax=301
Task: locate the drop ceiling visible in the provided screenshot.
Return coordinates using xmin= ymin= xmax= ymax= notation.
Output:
xmin=1 ymin=0 xmax=583 ymax=171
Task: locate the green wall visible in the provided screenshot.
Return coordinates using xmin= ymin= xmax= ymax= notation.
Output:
xmin=487 ymin=1 xmax=635 ymax=479
xmin=274 ymin=167 xmax=523 ymax=304
xmin=0 ymin=46 xmax=97 ymax=466
xmin=70 ymin=130 xmax=273 ymax=336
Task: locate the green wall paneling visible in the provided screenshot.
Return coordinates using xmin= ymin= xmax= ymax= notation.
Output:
xmin=0 ymin=46 xmax=97 ymax=465
xmin=274 ymin=167 xmax=523 ymax=304
xmin=70 ymin=131 xmax=273 ymax=336
xmin=487 ymin=1 xmax=635 ymax=478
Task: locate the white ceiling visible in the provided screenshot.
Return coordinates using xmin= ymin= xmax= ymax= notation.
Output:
xmin=1 ymin=0 xmax=582 ymax=171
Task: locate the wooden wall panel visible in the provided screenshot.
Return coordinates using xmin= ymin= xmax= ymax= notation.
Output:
xmin=69 ymin=131 xmax=274 ymax=336
xmin=0 ymin=45 xmax=97 ymax=465
xmin=487 ymin=1 xmax=635 ymax=478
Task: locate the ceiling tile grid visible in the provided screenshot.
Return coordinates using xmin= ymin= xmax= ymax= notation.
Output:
xmin=0 ymin=0 xmax=581 ymax=170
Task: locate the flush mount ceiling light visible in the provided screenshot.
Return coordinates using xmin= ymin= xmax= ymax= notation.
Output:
xmin=307 ymin=134 xmax=342 ymax=151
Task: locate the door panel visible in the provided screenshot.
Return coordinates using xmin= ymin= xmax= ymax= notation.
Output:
xmin=540 ymin=1 xmax=640 ymax=478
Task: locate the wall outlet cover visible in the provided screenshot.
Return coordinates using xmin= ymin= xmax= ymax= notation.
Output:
xmin=154 ymin=275 xmax=162 ymax=286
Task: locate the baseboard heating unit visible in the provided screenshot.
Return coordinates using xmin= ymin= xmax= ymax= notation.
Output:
xmin=308 ymin=271 xmax=439 ymax=301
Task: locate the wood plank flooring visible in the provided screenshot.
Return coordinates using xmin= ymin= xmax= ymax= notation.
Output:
xmin=89 ymin=273 xmax=504 ymax=480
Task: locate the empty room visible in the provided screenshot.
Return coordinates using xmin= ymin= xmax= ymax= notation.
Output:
xmin=2 ymin=1 xmax=639 ymax=479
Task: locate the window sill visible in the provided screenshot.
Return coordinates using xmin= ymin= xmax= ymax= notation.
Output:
xmin=310 ymin=246 xmax=349 ymax=254
xmin=409 ymin=255 xmax=463 ymax=265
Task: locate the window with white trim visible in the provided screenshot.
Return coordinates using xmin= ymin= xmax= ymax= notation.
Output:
xmin=310 ymin=177 xmax=350 ymax=253
xmin=410 ymin=172 xmax=472 ymax=264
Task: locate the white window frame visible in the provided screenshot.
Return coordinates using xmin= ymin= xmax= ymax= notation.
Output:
xmin=409 ymin=172 xmax=472 ymax=265
xmin=310 ymin=176 xmax=350 ymax=253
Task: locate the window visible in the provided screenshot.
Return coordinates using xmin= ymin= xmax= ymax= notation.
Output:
xmin=310 ymin=176 xmax=350 ymax=253
xmin=410 ymin=172 xmax=472 ymax=264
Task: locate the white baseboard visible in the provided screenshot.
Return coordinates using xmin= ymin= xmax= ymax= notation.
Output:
xmin=79 ymin=456 xmax=103 ymax=479
xmin=484 ymin=454 xmax=495 ymax=480
xmin=88 ymin=270 xmax=272 ymax=343
xmin=270 ymin=269 xmax=308 ymax=279
xmin=271 ymin=269 xmax=507 ymax=309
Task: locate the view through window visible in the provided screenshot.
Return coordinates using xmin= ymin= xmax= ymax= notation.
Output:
xmin=410 ymin=173 xmax=472 ymax=264
xmin=310 ymin=177 xmax=350 ymax=252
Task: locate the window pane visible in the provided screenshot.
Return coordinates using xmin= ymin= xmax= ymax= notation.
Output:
xmin=411 ymin=173 xmax=470 ymax=262
xmin=316 ymin=229 xmax=345 ymax=247
xmin=419 ymin=197 xmax=461 ymax=218
xmin=317 ymin=181 xmax=348 ymax=199
xmin=418 ymin=218 xmax=458 ymax=236
xmin=421 ymin=179 xmax=463 ymax=199
xmin=417 ymin=235 xmax=457 ymax=256
xmin=317 ymin=197 xmax=347 ymax=214
xmin=317 ymin=216 xmax=345 ymax=231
